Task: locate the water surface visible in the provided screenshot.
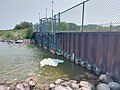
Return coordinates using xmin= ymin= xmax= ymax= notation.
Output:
xmin=0 ymin=42 xmax=91 ymax=84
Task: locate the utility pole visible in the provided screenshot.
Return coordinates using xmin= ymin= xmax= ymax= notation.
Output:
xmin=81 ymin=0 xmax=89 ymax=32
xmin=81 ymin=2 xmax=85 ymax=32
xmin=52 ymin=1 xmax=54 ymax=32
xmin=52 ymin=1 xmax=54 ymax=19
xmin=39 ymin=13 xmax=40 ymax=22
xmin=46 ymin=8 xmax=47 ymax=18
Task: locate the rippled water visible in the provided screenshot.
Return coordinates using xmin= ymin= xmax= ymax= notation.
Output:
xmin=0 ymin=42 xmax=90 ymax=84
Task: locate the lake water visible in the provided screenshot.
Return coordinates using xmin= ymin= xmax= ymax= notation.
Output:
xmin=0 ymin=42 xmax=91 ymax=84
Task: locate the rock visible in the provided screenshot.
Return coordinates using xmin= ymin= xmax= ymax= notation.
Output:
xmin=34 ymin=84 xmax=48 ymax=90
xmin=5 ymin=80 xmax=15 ymax=87
xmin=85 ymin=73 xmax=97 ymax=80
xmin=50 ymin=83 xmax=56 ymax=88
xmin=0 ymin=79 xmax=6 ymax=85
xmin=88 ymin=79 xmax=98 ymax=87
xmin=0 ymin=85 xmax=10 ymax=90
xmin=25 ymin=76 xmax=37 ymax=83
xmin=69 ymin=80 xmax=77 ymax=84
xmin=15 ymin=84 xmax=25 ymax=90
xmin=108 ymin=82 xmax=120 ymax=90
xmin=99 ymin=74 xmax=113 ymax=84
xmin=54 ymin=79 xmax=63 ymax=84
xmin=22 ymin=82 xmax=30 ymax=90
xmin=28 ymin=80 xmax=37 ymax=90
xmin=62 ymin=81 xmax=69 ymax=87
xmin=9 ymin=84 xmax=16 ymax=90
xmin=29 ymin=80 xmax=36 ymax=87
xmin=65 ymin=86 xmax=72 ymax=90
xmin=24 ymin=76 xmax=37 ymax=90
xmin=54 ymin=85 xmax=72 ymax=90
xmin=96 ymin=83 xmax=110 ymax=90
xmin=79 ymin=87 xmax=93 ymax=90
xmin=79 ymin=81 xmax=95 ymax=90
xmin=70 ymin=82 xmax=79 ymax=90
xmin=73 ymin=74 xmax=85 ymax=81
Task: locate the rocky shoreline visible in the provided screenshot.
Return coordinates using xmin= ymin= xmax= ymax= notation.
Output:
xmin=0 ymin=74 xmax=120 ymax=90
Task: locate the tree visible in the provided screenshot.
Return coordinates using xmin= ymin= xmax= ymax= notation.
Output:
xmin=14 ymin=21 xmax=33 ymax=39
xmin=14 ymin=21 xmax=33 ymax=30
xmin=68 ymin=23 xmax=78 ymax=31
xmin=60 ymin=22 xmax=69 ymax=31
xmin=14 ymin=24 xmax=21 ymax=30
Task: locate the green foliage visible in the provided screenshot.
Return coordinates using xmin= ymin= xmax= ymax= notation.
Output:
xmin=14 ymin=21 xmax=33 ymax=39
xmin=60 ymin=22 xmax=69 ymax=31
xmin=0 ymin=21 xmax=34 ymax=40
xmin=14 ymin=21 xmax=33 ymax=30
xmin=0 ymin=28 xmax=30 ymax=40
xmin=59 ymin=22 xmax=120 ymax=32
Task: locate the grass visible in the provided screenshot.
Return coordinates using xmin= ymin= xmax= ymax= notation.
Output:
xmin=0 ymin=28 xmax=29 ymax=40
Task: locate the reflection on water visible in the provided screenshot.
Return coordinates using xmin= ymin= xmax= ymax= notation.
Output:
xmin=0 ymin=42 xmax=90 ymax=84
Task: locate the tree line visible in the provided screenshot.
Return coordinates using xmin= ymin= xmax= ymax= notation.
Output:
xmin=14 ymin=21 xmax=33 ymax=39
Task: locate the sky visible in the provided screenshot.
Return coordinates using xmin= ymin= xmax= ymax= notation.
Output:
xmin=0 ymin=0 xmax=120 ymax=30
xmin=0 ymin=0 xmax=85 ymax=30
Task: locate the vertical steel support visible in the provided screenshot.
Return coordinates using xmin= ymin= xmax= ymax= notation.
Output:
xmin=81 ymin=2 xmax=85 ymax=32
xmin=46 ymin=18 xmax=48 ymax=32
xmin=54 ymin=15 xmax=56 ymax=32
xmin=54 ymin=15 xmax=57 ymax=51
xmin=40 ymin=19 xmax=42 ymax=32
xmin=58 ymin=12 xmax=61 ymax=32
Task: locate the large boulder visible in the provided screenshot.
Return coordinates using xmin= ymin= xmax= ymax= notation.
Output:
xmin=0 ymin=85 xmax=10 ymax=90
xmin=108 ymin=82 xmax=120 ymax=90
xmin=97 ymin=83 xmax=110 ymax=90
xmin=15 ymin=84 xmax=25 ymax=90
xmin=54 ymin=79 xmax=63 ymax=85
xmin=50 ymin=83 xmax=56 ymax=88
xmin=54 ymin=85 xmax=72 ymax=90
xmin=34 ymin=84 xmax=48 ymax=90
xmin=99 ymin=74 xmax=113 ymax=84
xmin=79 ymin=81 xmax=95 ymax=90
xmin=62 ymin=81 xmax=69 ymax=87
xmin=22 ymin=82 xmax=30 ymax=90
xmin=70 ymin=82 xmax=79 ymax=90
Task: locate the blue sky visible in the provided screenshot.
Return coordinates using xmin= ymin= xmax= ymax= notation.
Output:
xmin=0 ymin=0 xmax=85 ymax=30
xmin=0 ymin=0 xmax=120 ymax=30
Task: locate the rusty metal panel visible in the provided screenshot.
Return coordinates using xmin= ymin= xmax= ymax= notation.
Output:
xmin=98 ymin=34 xmax=108 ymax=73
xmin=83 ymin=34 xmax=89 ymax=61
xmin=73 ymin=34 xmax=76 ymax=54
xmin=66 ymin=33 xmax=69 ymax=54
xmin=78 ymin=34 xmax=82 ymax=58
xmin=54 ymin=32 xmax=120 ymax=81
xmin=107 ymin=34 xmax=120 ymax=80
xmin=80 ymin=34 xmax=85 ymax=60
xmin=68 ymin=33 xmax=71 ymax=54
xmin=75 ymin=33 xmax=79 ymax=57
xmin=107 ymin=34 xmax=116 ymax=74
xmin=87 ymin=34 xmax=94 ymax=65
xmin=115 ymin=35 xmax=120 ymax=81
xmin=63 ymin=33 xmax=66 ymax=53
xmin=59 ymin=33 xmax=64 ymax=51
xmin=70 ymin=33 xmax=74 ymax=55
xmin=93 ymin=34 xmax=98 ymax=67
xmin=65 ymin=33 xmax=68 ymax=53
xmin=61 ymin=33 xmax=64 ymax=51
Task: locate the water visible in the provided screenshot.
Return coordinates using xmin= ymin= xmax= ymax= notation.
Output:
xmin=0 ymin=42 xmax=91 ymax=84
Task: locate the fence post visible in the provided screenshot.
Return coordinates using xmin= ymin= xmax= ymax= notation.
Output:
xmin=81 ymin=2 xmax=85 ymax=32
xmin=54 ymin=15 xmax=56 ymax=32
xmin=40 ymin=19 xmax=42 ymax=32
xmin=58 ymin=12 xmax=61 ymax=32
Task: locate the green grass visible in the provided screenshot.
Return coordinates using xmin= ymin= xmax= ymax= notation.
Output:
xmin=0 ymin=28 xmax=29 ymax=40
